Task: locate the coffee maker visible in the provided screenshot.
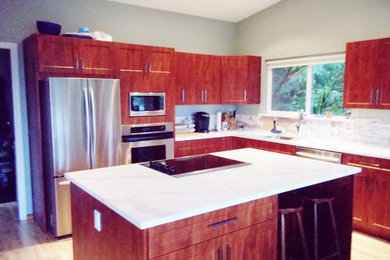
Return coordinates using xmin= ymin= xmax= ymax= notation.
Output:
xmin=194 ymin=112 xmax=210 ymax=133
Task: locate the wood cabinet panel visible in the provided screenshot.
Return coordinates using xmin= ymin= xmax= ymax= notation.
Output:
xmin=117 ymin=43 xmax=174 ymax=125
xmin=154 ymin=219 xmax=277 ymax=260
xmin=342 ymin=154 xmax=390 ymax=240
xmin=148 ymin=196 xmax=276 ymax=258
xmin=175 ymin=137 xmax=233 ymax=157
xmin=78 ymin=39 xmax=116 ymax=75
xmin=221 ymin=56 xmax=261 ymax=104
xmin=377 ymin=39 xmax=390 ymax=108
xmin=224 ymin=219 xmax=277 ymax=260
xmin=36 ymin=35 xmax=78 ymax=74
xmin=175 ymin=52 xmax=221 ymax=104
xmin=36 ymin=34 xmax=116 ymax=76
xmin=71 ymin=184 xmax=148 ymax=260
xmin=232 ymin=138 xmax=296 ymax=155
xmin=344 ymin=37 xmax=390 ymax=109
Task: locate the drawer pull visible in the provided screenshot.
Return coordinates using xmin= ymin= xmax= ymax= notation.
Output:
xmin=208 ymin=217 xmax=238 ymax=228
xmin=373 ymin=223 xmax=390 ymax=230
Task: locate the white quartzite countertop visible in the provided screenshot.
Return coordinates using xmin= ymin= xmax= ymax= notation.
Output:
xmin=65 ymin=148 xmax=360 ymax=230
xmin=175 ymin=130 xmax=390 ymax=160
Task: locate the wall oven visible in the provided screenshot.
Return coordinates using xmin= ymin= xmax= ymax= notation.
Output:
xmin=121 ymin=123 xmax=174 ymax=164
xmin=129 ymin=92 xmax=165 ymax=117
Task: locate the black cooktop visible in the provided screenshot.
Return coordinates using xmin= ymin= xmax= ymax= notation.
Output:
xmin=142 ymin=154 xmax=250 ymax=178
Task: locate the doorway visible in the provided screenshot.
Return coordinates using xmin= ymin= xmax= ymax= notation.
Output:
xmin=0 ymin=49 xmax=15 ymax=203
xmin=0 ymin=42 xmax=32 ymax=220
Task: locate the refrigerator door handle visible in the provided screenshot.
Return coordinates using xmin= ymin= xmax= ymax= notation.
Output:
xmin=89 ymin=86 xmax=97 ymax=161
xmin=83 ymin=87 xmax=92 ymax=162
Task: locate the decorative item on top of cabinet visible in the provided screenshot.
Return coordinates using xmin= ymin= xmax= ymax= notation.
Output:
xmin=342 ymin=154 xmax=390 ymax=241
xmin=221 ymin=56 xmax=261 ymax=105
xmin=34 ymin=34 xmax=116 ymax=76
xmin=344 ymin=37 xmax=390 ymax=109
xmin=175 ymin=52 xmax=221 ymax=104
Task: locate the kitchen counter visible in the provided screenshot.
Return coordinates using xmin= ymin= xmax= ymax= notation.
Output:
xmin=65 ymin=148 xmax=360 ymax=230
xmin=175 ymin=130 xmax=390 ymax=160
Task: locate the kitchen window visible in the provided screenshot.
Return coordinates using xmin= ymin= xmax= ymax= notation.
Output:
xmin=267 ymin=54 xmax=346 ymax=116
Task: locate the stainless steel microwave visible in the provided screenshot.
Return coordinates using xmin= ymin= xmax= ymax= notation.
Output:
xmin=129 ymin=92 xmax=166 ymax=117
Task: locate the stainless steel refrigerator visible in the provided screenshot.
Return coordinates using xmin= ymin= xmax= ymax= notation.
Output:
xmin=40 ymin=77 xmax=121 ymax=237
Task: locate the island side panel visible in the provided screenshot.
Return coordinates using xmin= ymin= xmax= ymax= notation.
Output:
xmin=70 ymin=184 xmax=148 ymax=260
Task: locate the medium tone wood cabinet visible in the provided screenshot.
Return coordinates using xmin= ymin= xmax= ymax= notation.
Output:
xmin=175 ymin=52 xmax=221 ymax=105
xmin=36 ymin=34 xmax=116 ymax=76
xmin=175 ymin=137 xmax=296 ymax=158
xmin=71 ymin=184 xmax=277 ymax=260
xmin=174 ymin=137 xmax=233 ymax=157
xmin=116 ymin=43 xmax=175 ymax=125
xmin=342 ymin=154 xmax=390 ymax=240
xmin=221 ymin=56 xmax=261 ymax=104
xmin=344 ymin=37 xmax=390 ymax=109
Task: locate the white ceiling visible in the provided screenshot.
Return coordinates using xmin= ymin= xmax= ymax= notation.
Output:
xmin=107 ymin=0 xmax=282 ymax=22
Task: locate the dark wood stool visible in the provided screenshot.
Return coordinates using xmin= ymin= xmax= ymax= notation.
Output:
xmin=279 ymin=205 xmax=310 ymax=260
xmin=306 ymin=197 xmax=341 ymax=260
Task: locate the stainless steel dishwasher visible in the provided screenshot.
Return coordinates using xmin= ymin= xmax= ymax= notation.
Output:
xmin=296 ymin=146 xmax=342 ymax=164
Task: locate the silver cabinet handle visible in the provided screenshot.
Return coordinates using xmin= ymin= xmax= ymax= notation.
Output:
xmin=244 ymin=90 xmax=247 ymax=101
xmin=208 ymin=217 xmax=238 ymax=228
xmin=149 ymin=63 xmax=152 ymax=72
xmin=182 ymin=89 xmax=185 ymax=102
xmin=144 ymin=63 xmax=148 ymax=72
xmin=76 ymin=59 xmax=79 ymax=70
xmin=370 ymin=89 xmax=374 ymax=104
xmin=205 ymin=90 xmax=208 ymax=102
xmin=81 ymin=59 xmax=85 ymax=70
xmin=376 ymin=88 xmax=380 ymax=105
xmin=201 ymin=90 xmax=204 ymax=102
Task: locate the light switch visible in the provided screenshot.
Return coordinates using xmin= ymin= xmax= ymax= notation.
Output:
xmin=94 ymin=209 xmax=102 ymax=232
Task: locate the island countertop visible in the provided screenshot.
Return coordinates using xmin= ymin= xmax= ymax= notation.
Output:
xmin=65 ymin=148 xmax=360 ymax=230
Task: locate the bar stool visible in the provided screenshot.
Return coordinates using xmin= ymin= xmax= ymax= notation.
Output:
xmin=305 ymin=197 xmax=341 ymax=260
xmin=279 ymin=204 xmax=310 ymax=260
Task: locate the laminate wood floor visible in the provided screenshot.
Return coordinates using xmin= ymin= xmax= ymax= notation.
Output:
xmin=0 ymin=202 xmax=389 ymax=259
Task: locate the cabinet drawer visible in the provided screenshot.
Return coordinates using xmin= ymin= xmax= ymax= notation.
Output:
xmin=148 ymin=196 xmax=277 ymax=258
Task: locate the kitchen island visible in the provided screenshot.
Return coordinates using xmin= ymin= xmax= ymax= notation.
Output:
xmin=65 ymin=148 xmax=360 ymax=259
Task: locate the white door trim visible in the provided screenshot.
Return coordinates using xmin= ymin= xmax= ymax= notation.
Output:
xmin=0 ymin=42 xmax=32 ymax=220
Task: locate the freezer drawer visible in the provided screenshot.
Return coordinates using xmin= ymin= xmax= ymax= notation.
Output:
xmin=52 ymin=177 xmax=72 ymax=237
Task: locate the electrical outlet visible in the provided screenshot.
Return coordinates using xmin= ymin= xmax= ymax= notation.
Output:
xmin=94 ymin=209 xmax=101 ymax=232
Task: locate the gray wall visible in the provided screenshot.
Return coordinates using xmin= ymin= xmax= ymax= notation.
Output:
xmin=1 ymin=0 xmax=236 ymax=54
xmin=236 ymin=0 xmax=390 ymax=121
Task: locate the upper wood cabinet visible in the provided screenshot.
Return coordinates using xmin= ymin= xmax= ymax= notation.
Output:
xmin=116 ymin=43 xmax=173 ymax=76
xmin=221 ymin=56 xmax=261 ymax=104
xmin=35 ymin=34 xmax=116 ymax=76
xmin=175 ymin=52 xmax=221 ymax=104
xmin=116 ymin=43 xmax=174 ymax=125
xmin=344 ymin=37 xmax=390 ymax=109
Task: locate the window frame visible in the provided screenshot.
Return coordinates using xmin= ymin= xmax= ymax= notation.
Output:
xmin=266 ymin=54 xmax=346 ymax=117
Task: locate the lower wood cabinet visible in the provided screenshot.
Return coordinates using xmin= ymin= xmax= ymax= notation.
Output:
xmin=175 ymin=137 xmax=233 ymax=157
xmin=175 ymin=137 xmax=296 ymax=158
xmin=342 ymin=154 xmax=390 ymax=240
xmin=71 ymin=184 xmax=277 ymax=260
xmin=153 ymin=220 xmax=277 ymax=260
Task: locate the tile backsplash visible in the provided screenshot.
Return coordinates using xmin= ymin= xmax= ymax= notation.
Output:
xmin=235 ymin=114 xmax=390 ymax=145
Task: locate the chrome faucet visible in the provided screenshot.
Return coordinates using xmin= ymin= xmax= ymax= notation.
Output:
xmin=296 ymin=110 xmax=305 ymax=136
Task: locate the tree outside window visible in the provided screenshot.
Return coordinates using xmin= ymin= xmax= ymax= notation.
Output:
xmin=268 ymin=57 xmax=346 ymax=116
